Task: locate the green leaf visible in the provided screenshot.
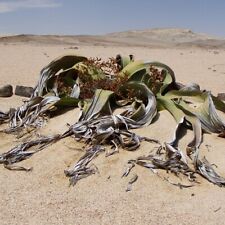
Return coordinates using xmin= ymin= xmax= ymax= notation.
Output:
xmin=81 ymin=89 xmax=114 ymax=120
xmin=212 ymin=95 xmax=225 ymax=113
xmin=33 ymin=55 xmax=87 ymax=97
xmin=165 ymin=89 xmax=207 ymax=103
xmin=173 ymin=92 xmax=225 ymax=133
xmin=42 ymin=55 xmax=87 ymax=75
xmin=119 ymin=82 xmax=157 ymax=126
xmin=119 ymin=60 xmax=146 ymax=78
xmin=55 ymin=97 xmax=79 ymax=107
xmin=157 ymin=95 xmax=184 ymax=123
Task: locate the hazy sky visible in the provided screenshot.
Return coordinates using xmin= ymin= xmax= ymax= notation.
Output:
xmin=0 ymin=0 xmax=225 ymax=37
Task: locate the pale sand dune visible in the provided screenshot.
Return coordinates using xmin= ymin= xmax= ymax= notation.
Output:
xmin=0 ymin=40 xmax=225 ymax=225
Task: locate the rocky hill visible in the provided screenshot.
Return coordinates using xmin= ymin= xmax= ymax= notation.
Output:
xmin=1 ymin=28 xmax=225 ymax=48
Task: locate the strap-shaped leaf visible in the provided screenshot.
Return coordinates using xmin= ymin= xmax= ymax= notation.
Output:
xmin=33 ymin=55 xmax=87 ymax=97
xmin=194 ymin=154 xmax=225 ymax=186
xmin=119 ymin=60 xmax=146 ymax=78
xmin=7 ymin=96 xmax=60 ymax=131
xmin=55 ymin=97 xmax=79 ymax=107
xmin=120 ymin=82 xmax=157 ymax=126
xmin=80 ymin=89 xmax=114 ymax=121
xmin=0 ymin=111 xmax=9 ymax=123
xmin=173 ymin=92 xmax=225 ymax=133
xmin=121 ymin=60 xmax=176 ymax=95
xmin=157 ymin=95 xmax=184 ymax=122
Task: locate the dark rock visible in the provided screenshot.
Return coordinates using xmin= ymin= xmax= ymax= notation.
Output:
xmin=68 ymin=46 xmax=79 ymax=49
xmin=15 ymin=85 xmax=34 ymax=98
xmin=217 ymin=93 xmax=225 ymax=101
xmin=213 ymin=51 xmax=219 ymax=54
xmin=0 ymin=84 xmax=13 ymax=97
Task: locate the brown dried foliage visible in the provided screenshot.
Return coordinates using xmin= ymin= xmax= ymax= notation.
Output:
xmin=57 ymin=79 xmax=72 ymax=96
xmin=84 ymin=57 xmax=120 ymax=75
xmin=148 ymin=66 xmax=164 ymax=94
xmin=78 ymin=57 xmax=129 ymax=99
xmin=78 ymin=57 xmax=165 ymax=99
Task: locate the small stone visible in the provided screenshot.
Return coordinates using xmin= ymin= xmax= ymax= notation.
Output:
xmin=15 ymin=85 xmax=34 ymax=98
xmin=68 ymin=46 xmax=79 ymax=49
xmin=213 ymin=51 xmax=219 ymax=54
xmin=0 ymin=84 xmax=13 ymax=97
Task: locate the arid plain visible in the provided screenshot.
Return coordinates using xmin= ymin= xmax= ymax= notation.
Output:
xmin=1 ymin=29 xmax=225 ymax=225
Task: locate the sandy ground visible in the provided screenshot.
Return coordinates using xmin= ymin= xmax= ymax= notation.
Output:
xmin=0 ymin=42 xmax=225 ymax=225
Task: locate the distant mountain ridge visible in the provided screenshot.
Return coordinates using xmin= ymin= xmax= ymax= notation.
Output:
xmin=1 ymin=28 xmax=225 ymax=48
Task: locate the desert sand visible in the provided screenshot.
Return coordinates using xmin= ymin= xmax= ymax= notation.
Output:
xmin=0 ymin=29 xmax=225 ymax=225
